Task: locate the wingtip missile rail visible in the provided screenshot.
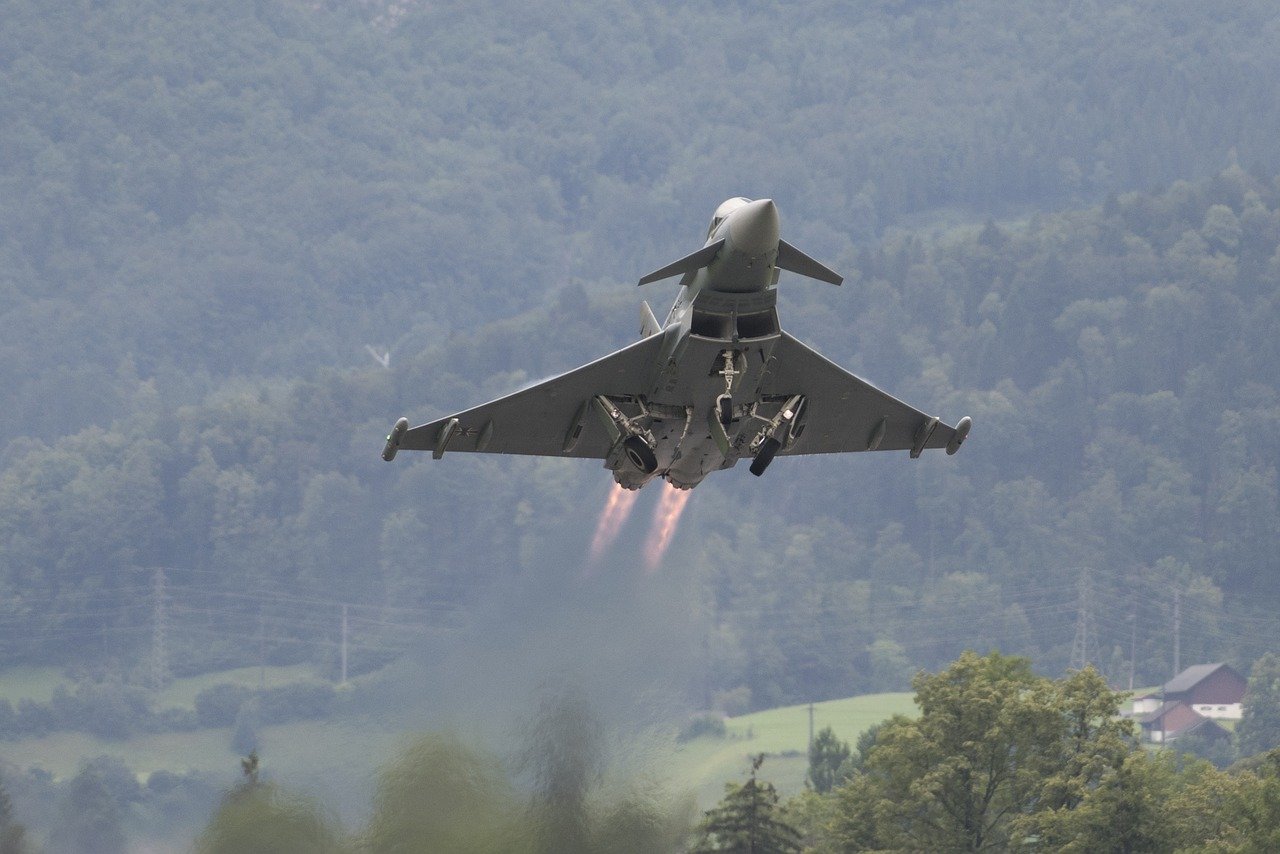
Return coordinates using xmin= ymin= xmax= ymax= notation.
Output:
xmin=382 ymin=417 xmax=409 ymax=461
xmin=946 ymin=416 xmax=972 ymax=455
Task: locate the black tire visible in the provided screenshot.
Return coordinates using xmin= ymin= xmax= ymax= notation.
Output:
xmin=749 ymin=437 xmax=782 ymax=477
xmin=623 ymin=436 xmax=658 ymax=473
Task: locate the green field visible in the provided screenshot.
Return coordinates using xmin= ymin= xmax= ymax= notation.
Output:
xmin=0 ymin=663 xmax=361 ymax=782
xmin=0 ymin=663 xmax=326 ymax=712
xmin=0 ymin=666 xmax=71 ymax=704
xmin=0 ymin=661 xmax=915 ymax=816
xmin=669 ymin=693 xmax=916 ymax=806
xmin=157 ymin=664 xmax=323 ymax=710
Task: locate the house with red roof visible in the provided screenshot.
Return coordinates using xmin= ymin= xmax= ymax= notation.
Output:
xmin=1131 ymin=663 xmax=1245 ymax=743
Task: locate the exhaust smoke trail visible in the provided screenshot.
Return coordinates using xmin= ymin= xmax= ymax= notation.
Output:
xmin=588 ymin=484 xmax=639 ymax=565
xmin=644 ymin=485 xmax=692 ymax=570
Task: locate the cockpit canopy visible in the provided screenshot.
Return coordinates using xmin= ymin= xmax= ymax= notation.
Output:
xmin=707 ymin=197 xmax=752 ymax=239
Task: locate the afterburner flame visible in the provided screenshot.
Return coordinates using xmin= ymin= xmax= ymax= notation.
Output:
xmin=644 ymin=485 xmax=692 ymax=570
xmin=588 ymin=484 xmax=639 ymax=564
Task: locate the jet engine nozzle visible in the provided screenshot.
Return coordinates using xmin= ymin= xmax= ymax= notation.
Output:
xmin=728 ymin=198 xmax=780 ymax=255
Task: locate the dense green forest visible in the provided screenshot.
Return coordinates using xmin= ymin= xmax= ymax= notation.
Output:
xmin=4 ymin=0 xmax=1280 ymax=844
xmin=4 ymin=0 xmax=1280 ymax=705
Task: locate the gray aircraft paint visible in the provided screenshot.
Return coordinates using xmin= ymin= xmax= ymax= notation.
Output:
xmin=384 ymin=198 xmax=971 ymax=490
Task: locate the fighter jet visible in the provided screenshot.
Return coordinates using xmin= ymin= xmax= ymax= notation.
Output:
xmin=382 ymin=197 xmax=971 ymax=490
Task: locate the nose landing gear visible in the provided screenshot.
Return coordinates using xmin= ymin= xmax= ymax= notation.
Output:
xmin=715 ymin=350 xmax=744 ymax=426
xmin=716 ymin=394 xmax=734 ymax=426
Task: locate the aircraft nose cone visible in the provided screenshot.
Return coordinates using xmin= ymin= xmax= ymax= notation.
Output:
xmin=729 ymin=198 xmax=780 ymax=255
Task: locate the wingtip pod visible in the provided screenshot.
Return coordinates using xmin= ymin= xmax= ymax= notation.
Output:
xmin=946 ymin=416 xmax=972 ymax=455
xmin=382 ymin=417 xmax=409 ymax=461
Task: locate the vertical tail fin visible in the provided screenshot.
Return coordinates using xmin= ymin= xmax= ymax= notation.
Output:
xmin=639 ymin=301 xmax=662 ymax=337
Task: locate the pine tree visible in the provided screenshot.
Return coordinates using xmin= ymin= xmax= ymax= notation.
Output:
xmin=0 ymin=774 xmax=27 ymax=854
xmin=806 ymin=726 xmax=850 ymax=794
xmin=690 ymin=755 xmax=801 ymax=854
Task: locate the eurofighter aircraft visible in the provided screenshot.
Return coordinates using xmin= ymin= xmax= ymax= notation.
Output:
xmin=382 ymin=198 xmax=971 ymax=490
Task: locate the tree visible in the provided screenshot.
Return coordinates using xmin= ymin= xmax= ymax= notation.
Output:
xmin=362 ymin=700 xmax=689 ymax=854
xmin=690 ymin=755 xmax=801 ymax=854
xmin=806 ymin=726 xmax=850 ymax=794
xmin=362 ymin=735 xmax=519 ymax=854
xmin=1239 ymin=652 xmax=1280 ymax=757
xmin=1023 ymin=666 xmax=1132 ymax=817
xmin=0 ymin=773 xmax=28 ymax=854
xmin=829 ymin=653 xmax=1131 ymax=852
xmin=196 ymin=784 xmax=346 ymax=854
xmin=49 ymin=765 xmax=127 ymax=854
xmin=1028 ymin=750 xmax=1182 ymax=854
xmin=196 ymin=753 xmax=345 ymax=854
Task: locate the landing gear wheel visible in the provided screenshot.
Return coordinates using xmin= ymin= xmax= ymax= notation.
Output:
xmin=750 ymin=437 xmax=782 ymax=477
xmin=717 ymin=395 xmax=734 ymax=426
xmin=622 ymin=435 xmax=658 ymax=474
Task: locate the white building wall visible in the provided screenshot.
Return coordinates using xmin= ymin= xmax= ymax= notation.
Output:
xmin=1132 ymin=697 xmax=1162 ymax=715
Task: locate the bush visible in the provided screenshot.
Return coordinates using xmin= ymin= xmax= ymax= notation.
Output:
xmin=195 ymin=684 xmax=254 ymax=728
xmin=195 ymin=681 xmax=336 ymax=730
xmin=257 ymin=682 xmax=335 ymax=724
xmin=713 ymin=687 xmax=751 ymax=717
xmin=678 ymin=713 xmax=728 ymax=743
xmin=44 ymin=678 xmax=152 ymax=739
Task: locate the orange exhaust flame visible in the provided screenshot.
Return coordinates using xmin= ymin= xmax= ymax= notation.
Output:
xmin=588 ymin=484 xmax=639 ymax=565
xmin=644 ymin=485 xmax=692 ymax=571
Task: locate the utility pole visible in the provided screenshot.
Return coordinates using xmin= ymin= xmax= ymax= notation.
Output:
xmin=149 ymin=568 xmax=170 ymax=690
xmin=340 ymin=604 xmax=348 ymax=686
xmin=258 ymin=603 xmax=266 ymax=693
xmin=1128 ymin=579 xmax=1139 ymax=691
xmin=1172 ymin=588 xmax=1181 ymax=678
xmin=808 ymin=702 xmax=815 ymax=751
xmin=1128 ymin=605 xmax=1137 ymax=692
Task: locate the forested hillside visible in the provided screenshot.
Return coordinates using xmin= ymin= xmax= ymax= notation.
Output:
xmin=2 ymin=0 xmax=1280 ymax=732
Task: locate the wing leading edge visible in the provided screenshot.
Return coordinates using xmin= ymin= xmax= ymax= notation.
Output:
xmin=763 ymin=332 xmax=963 ymax=456
xmin=395 ymin=333 xmax=668 ymax=460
